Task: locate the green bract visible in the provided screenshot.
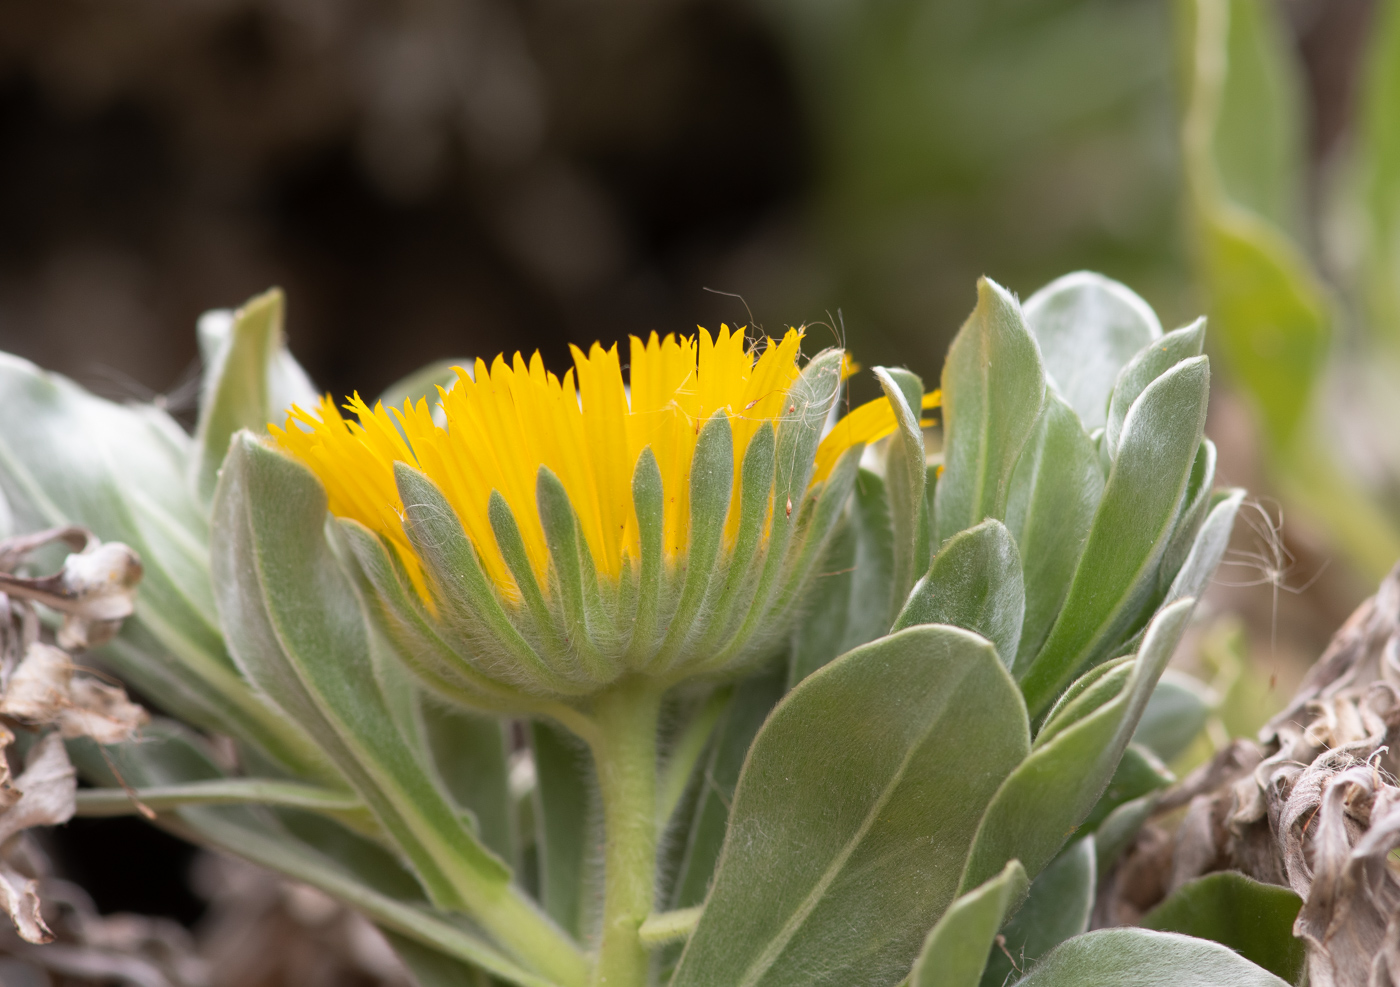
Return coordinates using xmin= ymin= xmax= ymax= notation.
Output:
xmin=0 ymin=273 xmax=1271 ymax=987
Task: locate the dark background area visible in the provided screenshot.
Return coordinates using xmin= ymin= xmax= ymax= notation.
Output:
xmin=0 ymin=0 xmax=1376 ymax=933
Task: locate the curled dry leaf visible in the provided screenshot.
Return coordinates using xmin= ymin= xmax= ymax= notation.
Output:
xmin=0 ymin=526 xmax=148 ymax=946
xmin=0 ymin=528 xmax=143 ymax=652
xmin=1099 ymin=563 xmax=1400 ymax=987
xmin=59 ymin=676 xmax=150 ymax=745
xmin=0 ymin=642 xmax=74 ymax=722
xmin=0 ymin=733 xmax=78 ymax=944
xmin=0 ymin=642 xmax=148 ymax=744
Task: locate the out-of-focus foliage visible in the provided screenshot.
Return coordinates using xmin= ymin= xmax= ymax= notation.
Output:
xmin=755 ymin=0 xmax=1187 ymax=372
xmin=1178 ymin=0 xmax=1400 ymax=580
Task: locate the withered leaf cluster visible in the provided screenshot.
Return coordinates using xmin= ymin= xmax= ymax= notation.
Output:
xmin=1103 ymin=565 xmax=1400 ymax=986
xmin=0 ymin=527 xmax=147 ymax=945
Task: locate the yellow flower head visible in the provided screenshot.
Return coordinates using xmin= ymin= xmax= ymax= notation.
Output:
xmin=270 ymin=328 xmax=936 ymax=699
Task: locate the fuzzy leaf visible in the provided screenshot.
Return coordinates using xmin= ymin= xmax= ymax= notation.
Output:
xmin=1081 ymin=743 xmax=1173 ymax=832
xmin=874 ymin=367 xmax=928 ymax=614
xmin=394 ymin=465 xmax=575 ymax=698
xmin=667 ymin=669 xmax=784 ymax=911
xmin=960 ymin=598 xmax=1192 ymax=892
xmin=934 ymin=278 xmax=1047 ymax=547
xmin=1158 ymin=439 xmax=1217 ymax=590
xmin=75 ymin=723 xmax=565 ymax=987
xmin=1019 ymin=356 xmax=1209 ymax=718
xmin=1104 ymin=320 xmax=1206 ymax=460
xmin=530 ymin=720 xmax=595 ymax=939
xmin=712 ymin=351 xmax=843 ymax=667
xmin=672 ymin=625 xmax=1030 ymax=987
xmin=846 ymin=469 xmax=898 ymax=649
xmin=910 ymin=859 xmax=1028 ymax=987
xmin=1023 ymin=271 xmax=1162 ymax=432
xmin=1165 ymin=488 xmax=1245 ymax=606
xmin=193 ymin=290 xmax=316 ymax=504
xmin=980 ymin=836 xmax=1095 ymax=987
xmin=211 ymin=435 xmax=514 ymax=903
xmin=1141 ymin=873 xmax=1304 ymax=983
xmin=421 ymin=701 xmax=516 ymax=866
xmin=894 ymin=519 xmax=1024 ymax=668
xmin=0 ymin=353 xmax=324 ymax=775
xmin=1012 ymin=928 xmax=1289 ymax=986
xmin=1133 ymin=672 xmax=1215 ymax=763
xmin=788 ymin=518 xmax=857 ymax=687
xmin=1006 ymin=393 xmax=1104 ymax=673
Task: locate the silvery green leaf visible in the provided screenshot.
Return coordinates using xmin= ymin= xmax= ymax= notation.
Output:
xmin=782 ymin=468 xmax=897 ymax=690
xmin=1011 ymin=929 xmax=1288 ymax=986
xmin=421 ymin=700 xmax=517 ymax=866
xmin=392 ymin=466 xmax=577 ymax=698
xmin=979 ymin=837 xmax=1095 ymax=987
xmin=211 ymin=435 xmax=587 ymax=986
xmin=672 ymin=625 xmax=1029 ymax=987
xmin=909 ymin=860 xmax=1028 ymax=987
xmin=193 ymin=290 xmax=316 ymax=504
xmin=1023 ymin=271 xmax=1162 ymax=431
xmin=1164 ymin=488 xmax=1246 ymax=606
xmin=653 ymin=412 xmax=733 ymax=671
xmin=666 ymin=669 xmax=784 ymax=911
xmin=712 ymin=350 xmax=844 ymax=668
xmin=211 ymin=435 xmax=511 ymax=902
xmin=1093 ymin=793 xmax=1158 ymax=875
xmin=960 ymin=598 xmax=1192 ymax=892
xmin=0 ymin=352 xmax=325 ymax=776
xmin=894 ymin=518 xmax=1024 ymax=668
xmin=1019 ymin=356 xmax=1209 ymax=719
xmin=1104 ymin=319 xmax=1206 ymax=461
xmin=787 ymin=518 xmax=856 ymax=687
xmin=1157 ymin=439 xmax=1216 ymax=591
xmin=873 ymin=366 xmax=927 ymax=616
xmin=530 ymin=720 xmax=596 ymax=939
xmin=1140 ymin=873 xmax=1304 ymax=983
xmin=1006 ymin=393 xmax=1103 ymax=673
xmin=537 ymin=466 xmax=614 ymax=680
xmin=1080 ymin=743 xmax=1173 ymax=832
xmin=1132 ymin=671 xmax=1216 ymax=763
xmin=934 ymin=278 xmax=1046 ymax=547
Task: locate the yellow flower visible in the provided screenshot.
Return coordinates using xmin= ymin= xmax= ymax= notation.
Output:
xmin=270 ymin=328 xmax=936 ymax=698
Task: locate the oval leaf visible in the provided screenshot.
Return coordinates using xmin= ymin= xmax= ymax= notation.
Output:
xmin=894 ymin=519 xmax=1024 ymax=668
xmin=960 ymin=598 xmax=1193 ymax=892
xmin=910 ymin=859 xmax=1028 ymax=987
xmin=1141 ymin=872 xmax=1304 ymax=983
xmin=1104 ymin=319 xmax=1206 ymax=460
xmin=1019 ymin=356 xmax=1209 ymax=718
xmin=673 ymin=625 xmax=1030 ymax=987
xmin=980 ymin=836 xmax=1095 ymax=987
xmin=934 ymin=278 xmax=1047 ymax=547
xmin=1003 ymin=390 xmax=1104 ymax=672
xmin=1023 ymin=271 xmax=1162 ymax=432
xmin=1013 ymin=928 xmax=1289 ymax=986
xmin=873 ymin=366 xmax=928 ymax=615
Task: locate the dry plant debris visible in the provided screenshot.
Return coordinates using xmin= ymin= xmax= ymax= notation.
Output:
xmin=0 ymin=527 xmax=147 ymax=945
xmin=1101 ymin=563 xmax=1400 ymax=986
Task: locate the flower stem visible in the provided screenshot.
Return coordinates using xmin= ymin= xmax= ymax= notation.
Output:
xmin=589 ymin=677 xmax=663 ymax=987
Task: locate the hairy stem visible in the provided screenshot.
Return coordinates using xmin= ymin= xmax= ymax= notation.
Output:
xmin=589 ymin=677 xmax=664 ymax=987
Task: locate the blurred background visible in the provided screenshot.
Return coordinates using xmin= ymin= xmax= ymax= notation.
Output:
xmin=0 ymin=0 xmax=1395 ymax=983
